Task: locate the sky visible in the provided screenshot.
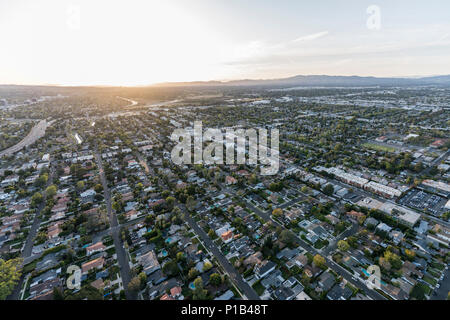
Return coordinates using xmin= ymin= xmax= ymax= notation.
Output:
xmin=1 ymin=0 xmax=450 ymax=86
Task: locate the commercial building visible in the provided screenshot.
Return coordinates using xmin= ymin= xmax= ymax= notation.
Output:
xmin=364 ymin=181 xmax=402 ymax=199
xmin=419 ymin=180 xmax=450 ymax=198
xmin=323 ymin=167 xmax=368 ymax=188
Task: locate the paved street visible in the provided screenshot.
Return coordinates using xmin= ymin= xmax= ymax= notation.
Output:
xmin=243 ymin=200 xmax=387 ymax=300
xmin=181 ymin=206 xmax=260 ymax=300
xmin=0 ymin=119 xmax=52 ymax=158
xmin=431 ymin=267 xmax=450 ymax=300
xmin=420 ymin=149 xmax=450 ymax=176
xmin=322 ymin=223 xmax=359 ymax=256
xmin=95 ymin=152 xmax=135 ymax=300
xmin=8 ymin=166 xmax=55 ymax=300
xmin=321 ymin=173 xmax=450 ymax=229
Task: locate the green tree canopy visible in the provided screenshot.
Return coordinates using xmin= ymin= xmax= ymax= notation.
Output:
xmin=209 ymin=273 xmax=223 ymax=287
xmin=45 ymin=185 xmax=57 ymax=198
xmin=313 ymin=254 xmax=326 ymax=269
xmin=337 ymin=240 xmax=350 ymax=252
xmin=0 ymin=258 xmax=23 ymax=300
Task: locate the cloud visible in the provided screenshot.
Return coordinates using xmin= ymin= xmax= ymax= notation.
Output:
xmin=225 ymin=31 xmax=331 ymax=65
xmin=292 ymin=31 xmax=329 ymax=43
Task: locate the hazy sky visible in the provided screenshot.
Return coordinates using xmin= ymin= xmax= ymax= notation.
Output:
xmin=1 ymin=0 xmax=450 ymax=85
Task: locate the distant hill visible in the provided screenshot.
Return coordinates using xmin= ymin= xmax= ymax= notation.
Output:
xmin=154 ymin=74 xmax=450 ymax=88
xmin=2 ymin=75 xmax=450 ymax=89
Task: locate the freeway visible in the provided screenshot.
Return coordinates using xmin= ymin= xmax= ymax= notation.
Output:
xmin=117 ymin=96 xmax=139 ymax=108
xmin=95 ymin=152 xmax=136 ymax=300
xmin=0 ymin=119 xmax=53 ymax=158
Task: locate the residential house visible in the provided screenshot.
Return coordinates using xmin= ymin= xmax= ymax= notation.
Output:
xmin=86 ymin=242 xmax=106 ymax=256
xmin=81 ymin=257 xmax=105 ymax=274
xmin=137 ymin=250 xmax=161 ymax=275
xmin=254 ymin=260 xmax=277 ymax=279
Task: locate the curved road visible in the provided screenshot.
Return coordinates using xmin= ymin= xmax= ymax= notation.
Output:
xmin=0 ymin=119 xmax=52 ymax=158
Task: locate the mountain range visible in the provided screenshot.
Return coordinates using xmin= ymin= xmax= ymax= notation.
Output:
xmin=154 ymin=74 xmax=450 ymax=88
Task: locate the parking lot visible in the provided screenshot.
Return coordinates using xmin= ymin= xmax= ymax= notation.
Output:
xmin=399 ymin=188 xmax=448 ymax=217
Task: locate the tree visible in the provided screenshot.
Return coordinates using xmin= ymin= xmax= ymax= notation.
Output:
xmin=323 ymin=184 xmax=334 ymax=196
xmin=443 ymin=211 xmax=450 ymax=221
xmin=208 ymin=229 xmax=216 ymax=239
xmin=94 ymin=184 xmax=103 ymax=193
xmin=188 ymin=268 xmax=198 ymax=279
xmin=45 ymin=185 xmax=57 ymax=198
xmin=262 ymin=237 xmax=274 ymax=258
xmin=0 ymin=258 xmax=23 ymax=300
xmin=313 ymin=254 xmax=326 ymax=269
xmin=186 ymin=196 xmax=197 ymax=211
xmin=76 ymin=181 xmax=85 ymax=191
xmin=31 ymin=192 xmax=43 ymax=207
xmin=279 ymin=230 xmax=295 ymax=245
xmin=347 ymin=236 xmax=358 ymax=248
xmin=272 ymin=208 xmax=283 ymax=217
xmin=138 ymin=272 xmax=147 ymax=284
xmin=404 ymin=249 xmax=415 ymax=261
xmin=202 ymin=261 xmax=212 ymax=272
xmin=34 ymin=174 xmax=48 ymax=187
xmin=128 ymin=276 xmax=141 ymax=293
xmin=337 ymin=240 xmax=350 ymax=252
xmin=193 ymin=277 xmax=208 ymax=300
xmin=176 ymin=252 xmax=185 ymax=262
xmin=413 ymin=162 xmax=424 ymax=173
xmin=384 ymin=251 xmax=402 ymax=270
xmin=269 ymin=182 xmax=283 ymax=192
xmin=162 ymin=260 xmax=179 ymax=276
xmin=136 ymin=183 xmax=144 ymax=192
xmin=138 ymin=272 xmax=147 ymax=290
xmin=112 ymin=201 xmax=122 ymax=212
xmin=410 ymin=283 xmax=428 ymax=300
xmin=166 ymin=196 xmax=175 ymax=210
xmin=209 ymin=273 xmax=222 ymax=287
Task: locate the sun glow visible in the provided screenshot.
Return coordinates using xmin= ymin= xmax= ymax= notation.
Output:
xmin=1 ymin=0 xmax=450 ymax=85
xmin=0 ymin=0 xmax=236 ymax=86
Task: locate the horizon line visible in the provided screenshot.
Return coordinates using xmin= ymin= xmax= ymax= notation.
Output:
xmin=0 ymin=73 xmax=447 ymax=88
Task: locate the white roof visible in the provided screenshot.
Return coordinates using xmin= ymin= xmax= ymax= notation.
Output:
xmin=365 ymin=181 xmax=402 ymax=197
xmin=422 ymin=180 xmax=450 ymax=193
xmin=445 ymin=199 xmax=450 ymax=210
